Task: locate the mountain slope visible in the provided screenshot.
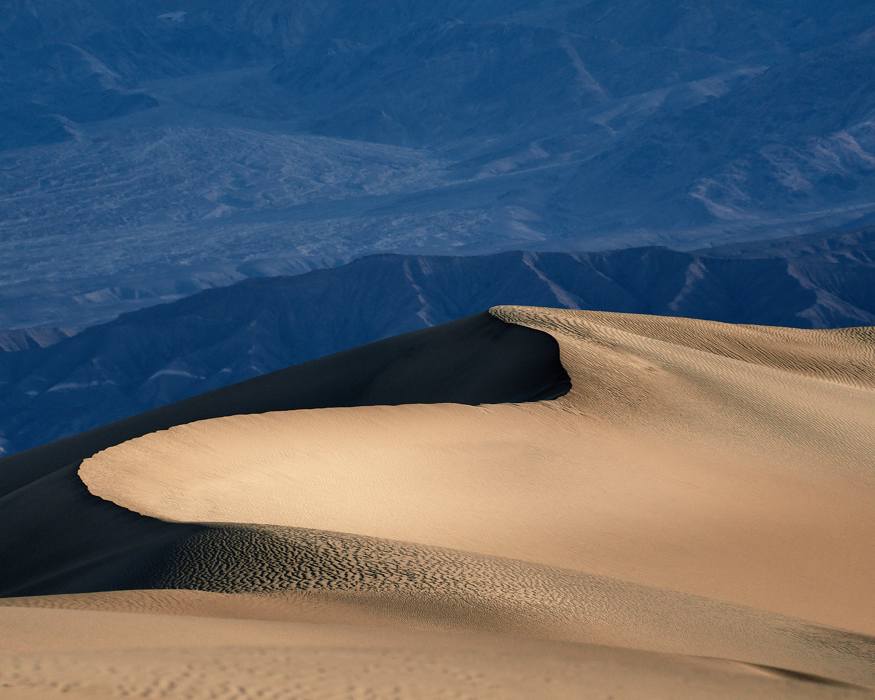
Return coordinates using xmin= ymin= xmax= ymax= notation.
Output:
xmin=1 ymin=229 xmax=872 ymax=455
xmin=3 ymin=1 xmax=875 ymax=329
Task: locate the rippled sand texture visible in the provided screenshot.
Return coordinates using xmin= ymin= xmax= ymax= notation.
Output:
xmin=3 ymin=590 xmax=873 ymax=700
xmin=3 ymin=307 xmax=874 ymax=698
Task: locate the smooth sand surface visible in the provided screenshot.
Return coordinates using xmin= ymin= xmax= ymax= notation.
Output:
xmin=3 ymin=307 xmax=874 ymax=698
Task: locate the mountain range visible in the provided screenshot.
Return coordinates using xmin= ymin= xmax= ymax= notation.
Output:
xmin=3 ymin=1 xmax=875 ymax=330
xmin=1 ymin=228 xmax=872 ymax=456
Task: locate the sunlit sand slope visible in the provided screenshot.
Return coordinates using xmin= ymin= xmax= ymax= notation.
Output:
xmin=81 ymin=307 xmax=875 ymax=635
xmin=1 ymin=594 xmax=870 ymax=700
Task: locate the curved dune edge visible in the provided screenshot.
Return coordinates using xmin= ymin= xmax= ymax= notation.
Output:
xmin=79 ymin=306 xmax=875 ymax=636
xmin=1 ymin=312 xmax=571 ymax=598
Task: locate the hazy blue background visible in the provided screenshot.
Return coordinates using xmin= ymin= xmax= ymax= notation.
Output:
xmin=3 ymin=1 xmax=875 ymax=330
xmin=2 ymin=2 xmax=875 ymax=454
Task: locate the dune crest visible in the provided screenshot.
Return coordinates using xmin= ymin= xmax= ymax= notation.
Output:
xmin=79 ymin=306 xmax=875 ymax=635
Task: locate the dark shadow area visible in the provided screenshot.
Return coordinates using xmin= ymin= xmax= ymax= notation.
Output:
xmin=745 ymin=662 xmax=869 ymax=691
xmin=0 ymin=312 xmax=569 ymax=596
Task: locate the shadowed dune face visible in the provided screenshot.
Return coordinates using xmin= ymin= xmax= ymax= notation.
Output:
xmin=2 ymin=307 xmax=875 ymax=697
xmin=0 ymin=312 xmax=569 ymax=495
xmin=0 ymin=313 xmax=568 ymax=596
xmin=79 ymin=306 xmax=875 ymax=635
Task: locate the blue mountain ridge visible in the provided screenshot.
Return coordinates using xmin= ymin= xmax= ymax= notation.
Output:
xmin=0 ymin=228 xmax=871 ymax=456
xmin=2 ymin=1 xmax=875 ymax=330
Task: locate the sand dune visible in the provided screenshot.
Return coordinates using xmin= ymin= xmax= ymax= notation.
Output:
xmin=2 ymin=307 xmax=874 ymax=698
xmin=2 ymin=593 xmax=871 ymax=700
xmin=0 ymin=313 xmax=566 ymax=597
xmin=8 ymin=595 xmax=872 ymax=700
xmin=81 ymin=306 xmax=875 ymax=632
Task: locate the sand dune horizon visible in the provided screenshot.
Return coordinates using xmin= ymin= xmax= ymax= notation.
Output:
xmin=1 ymin=307 xmax=873 ymax=698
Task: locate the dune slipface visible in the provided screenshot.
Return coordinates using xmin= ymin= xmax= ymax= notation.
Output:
xmin=2 ymin=307 xmax=874 ymax=699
